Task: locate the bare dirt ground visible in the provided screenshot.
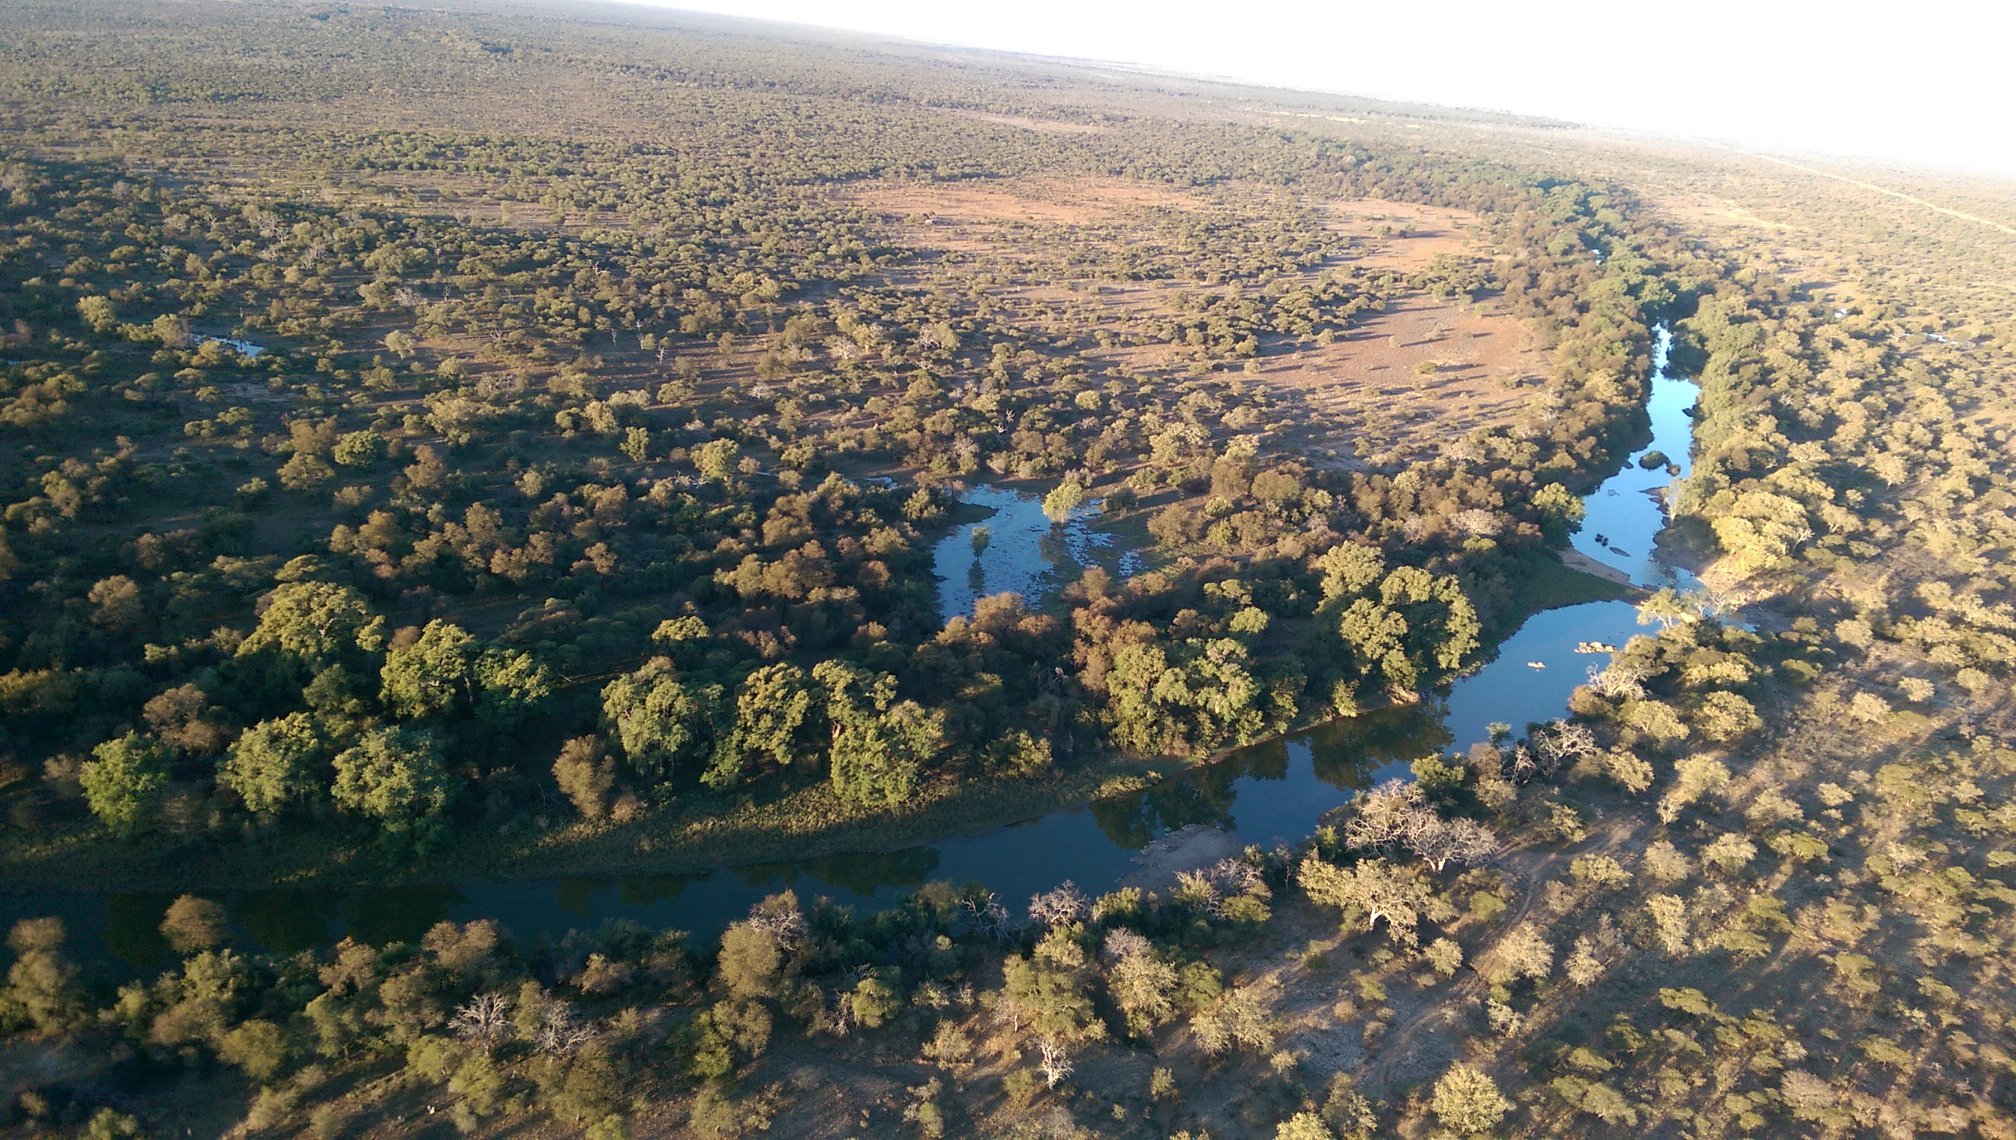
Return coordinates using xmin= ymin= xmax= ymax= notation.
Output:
xmin=1250 ymin=293 xmax=1548 ymax=465
xmin=1318 ymin=198 xmax=1482 ymax=269
xmin=1651 ymin=191 xmax=1795 ymax=236
xmin=848 ymin=176 xmax=1207 ymax=231
xmin=946 ymin=110 xmax=1108 ymax=136
xmin=1558 ymin=548 xmax=1633 ymax=586
xmin=1121 ymin=823 xmax=1242 ymax=889
xmin=840 ymin=174 xmax=1550 ymax=471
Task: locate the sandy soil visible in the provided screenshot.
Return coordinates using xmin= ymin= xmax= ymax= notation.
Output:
xmin=1249 ymin=293 xmax=1548 ymax=463
xmin=1122 ymin=823 xmax=1242 ymax=889
xmin=1558 ymin=547 xmax=1633 ymax=585
xmin=848 ymin=176 xmax=1206 ymax=230
xmin=1318 ymin=197 xmax=1482 ymax=269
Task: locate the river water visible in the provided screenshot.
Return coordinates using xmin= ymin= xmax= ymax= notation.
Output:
xmin=4 ymin=331 xmax=1700 ymax=973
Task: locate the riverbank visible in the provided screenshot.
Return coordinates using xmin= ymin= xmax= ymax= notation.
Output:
xmin=0 ymin=558 xmax=1633 ymax=899
xmin=1558 ymin=547 xmax=1635 ymax=587
xmin=0 ymin=758 xmax=1162 ymax=895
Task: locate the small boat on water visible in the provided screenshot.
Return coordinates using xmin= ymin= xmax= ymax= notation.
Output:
xmin=1526 ymin=661 xmax=1546 ymax=669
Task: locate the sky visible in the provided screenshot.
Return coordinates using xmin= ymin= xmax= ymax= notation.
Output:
xmin=616 ymin=0 xmax=2016 ymax=176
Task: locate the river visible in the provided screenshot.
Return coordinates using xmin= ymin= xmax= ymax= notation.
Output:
xmin=2 ymin=330 xmax=1700 ymax=973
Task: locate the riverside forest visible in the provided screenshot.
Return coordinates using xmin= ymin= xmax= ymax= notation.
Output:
xmin=2 ymin=1 xmax=2014 ymax=1137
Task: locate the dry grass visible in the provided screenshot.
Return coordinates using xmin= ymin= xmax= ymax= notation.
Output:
xmin=947 ymin=109 xmax=1108 ymax=135
xmin=1318 ymin=197 xmax=1481 ymax=269
xmin=848 ymin=175 xmax=1207 ymax=230
xmin=1651 ymin=191 xmax=1796 ymax=236
xmin=842 ymin=176 xmax=1541 ymax=468
xmin=1235 ymin=293 xmax=1547 ymax=466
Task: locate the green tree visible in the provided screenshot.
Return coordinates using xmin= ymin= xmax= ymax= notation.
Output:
xmin=4 ymin=918 xmax=80 ymax=1035
xmin=332 ymin=727 xmax=459 ymax=848
xmin=160 ymin=895 xmax=229 ymax=954
xmin=76 ymin=294 xmax=118 ymax=333
xmin=815 ymin=660 xmax=940 ymax=807
xmin=1042 ymin=481 xmax=1086 ymax=524
xmin=829 ymin=699 xmax=940 ymax=808
xmin=221 ymin=712 xmax=326 ymax=815
xmin=716 ymin=922 xmax=783 ymax=1001
xmin=692 ymin=438 xmax=740 ymax=483
xmin=1380 ymin=567 xmax=1480 ymax=675
xmin=704 ymin=663 xmax=813 ymax=788
xmin=237 ymin=581 xmax=384 ymax=673
xmin=1103 ymin=637 xmax=1276 ymax=755
xmin=1335 ymin=597 xmax=1414 ymax=691
xmin=1531 ymin=482 xmax=1585 ymax=544
xmin=1275 ymin=1111 xmax=1336 ymax=1140
xmin=1298 ymin=855 xmax=1430 ymax=946
xmin=1001 ymin=951 xmax=1104 ymax=1050
xmin=380 ymin=620 xmax=477 ymax=719
xmin=80 ymin=731 xmax=169 ymax=836
xmin=78 ymin=1109 xmax=143 ymax=1140
xmin=553 ymin=736 xmax=617 ymax=820
xmin=621 ymin=426 xmax=653 ymax=463
xmin=218 ymin=1019 xmax=290 ymax=1081
xmin=1313 ymin=542 xmax=1386 ymax=603
xmin=473 ymin=647 xmax=553 ymax=733
xmin=601 ymin=659 xmax=722 ymax=786
xmin=1431 ymin=1063 xmax=1511 ymax=1135
xmin=332 ymin=429 xmax=385 ymax=467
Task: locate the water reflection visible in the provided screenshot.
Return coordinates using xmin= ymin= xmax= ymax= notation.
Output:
xmin=3 ymin=336 xmax=1701 ymax=978
xmin=233 ymin=887 xmax=340 ymax=956
xmin=931 ymin=484 xmax=1138 ymax=622
xmin=344 ymin=883 xmax=465 ymax=948
xmin=1569 ymin=327 xmax=1701 ymax=590
xmin=739 ymin=846 xmax=943 ymax=898
xmin=102 ymin=891 xmax=172 ymax=970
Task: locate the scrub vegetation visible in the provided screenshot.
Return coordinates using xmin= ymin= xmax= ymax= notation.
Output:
xmin=1 ymin=1 xmax=2012 ymax=1137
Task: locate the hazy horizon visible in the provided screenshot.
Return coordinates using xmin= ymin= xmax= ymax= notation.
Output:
xmin=616 ymin=0 xmax=2016 ymax=178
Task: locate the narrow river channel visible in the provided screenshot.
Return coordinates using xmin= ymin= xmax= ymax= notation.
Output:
xmin=3 ymin=330 xmax=1701 ymax=973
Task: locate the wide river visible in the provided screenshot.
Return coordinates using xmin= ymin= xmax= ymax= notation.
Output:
xmin=5 ymin=331 xmax=1700 ymax=972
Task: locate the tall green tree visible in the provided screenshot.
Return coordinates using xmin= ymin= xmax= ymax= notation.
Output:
xmin=814 ymin=660 xmax=941 ymax=807
xmin=331 ymin=727 xmax=459 ymax=849
xmin=601 ymin=659 xmax=722 ymax=786
xmin=220 ymin=712 xmax=327 ymax=816
xmin=703 ymin=663 xmax=814 ymax=788
xmin=80 ymin=731 xmax=169 ymax=836
xmin=237 ymin=581 xmax=385 ymax=673
xmin=379 ymin=620 xmax=477 ymax=719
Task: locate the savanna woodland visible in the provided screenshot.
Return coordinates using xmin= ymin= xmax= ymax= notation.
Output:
xmin=2 ymin=1 xmax=2014 ymax=1137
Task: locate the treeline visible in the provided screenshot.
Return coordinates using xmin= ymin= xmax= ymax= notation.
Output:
xmin=0 ymin=597 xmax=1828 ymax=1137
xmin=0 ymin=82 xmax=1686 ymax=869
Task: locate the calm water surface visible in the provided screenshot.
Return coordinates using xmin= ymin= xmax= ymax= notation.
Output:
xmin=5 ymin=330 xmax=1700 ymax=973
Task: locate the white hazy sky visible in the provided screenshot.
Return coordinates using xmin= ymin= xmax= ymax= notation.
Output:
xmin=617 ymin=0 xmax=2016 ymax=176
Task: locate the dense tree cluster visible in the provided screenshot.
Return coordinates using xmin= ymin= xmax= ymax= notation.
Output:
xmin=8 ymin=0 xmax=2014 ymax=1136
xmin=0 ymin=0 xmax=1679 ymax=876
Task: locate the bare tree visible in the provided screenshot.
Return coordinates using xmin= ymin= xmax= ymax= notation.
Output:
xmin=1343 ymin=779 xmax=1432 ymax=850
xmin=1408 ymin=817 xmax=1501 ymax=872
xmin=962 ymin=891 xmax=1015 ymax=943
xmin=1202 ymin=856 xmax=1265 ymax=897
xmin=1520 ymin=718 xmax=1597 ymax=781
xmin=449 ymin=991 xmax=513 ymax=1050
xmin=1101 ymin=927 xmax=1152 ymax=962
xmin=1037 ymin=1039 xmax=1074 ymax=1089
xmin=1028 ymin=881 xmax=1090 ymax=929
xmin=745 ymin=894 xmax=808 ymax=953
xmin=1587 ymin=661 xmax=1650 ymax=700
xmin=533 ymin=1001 xmax=594 ymax=1057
